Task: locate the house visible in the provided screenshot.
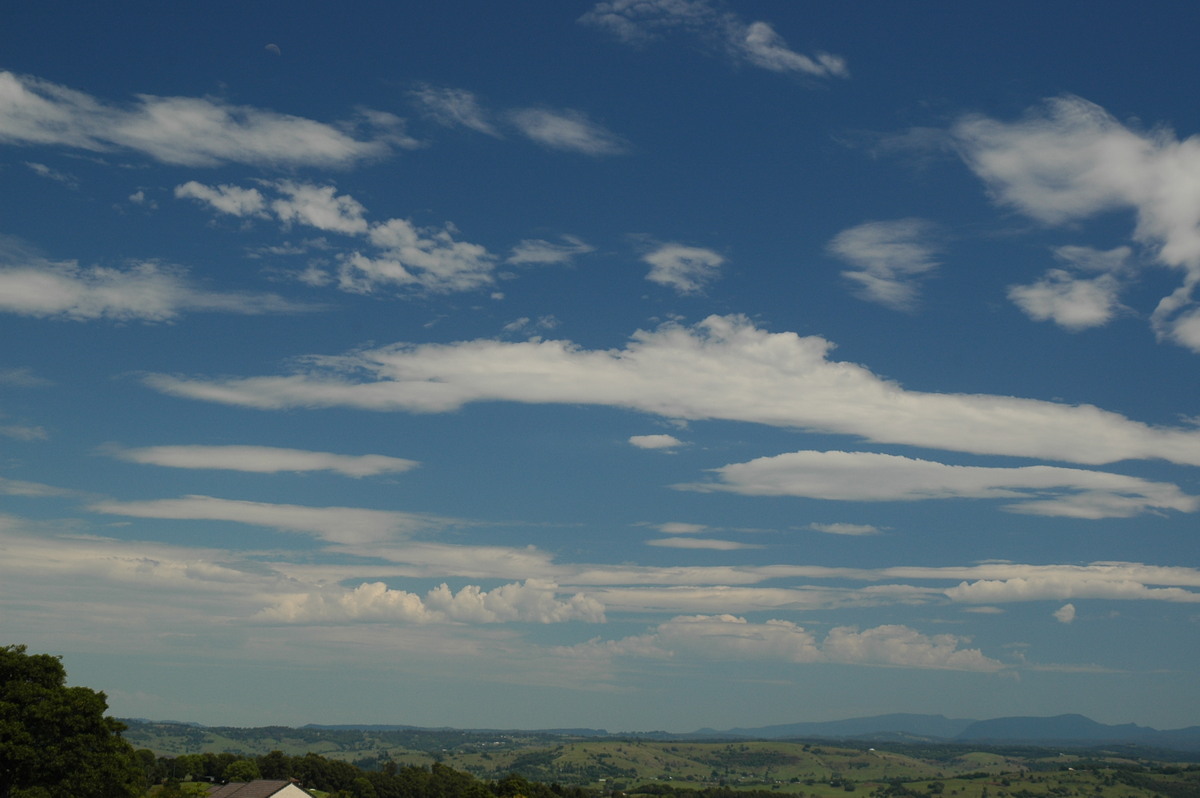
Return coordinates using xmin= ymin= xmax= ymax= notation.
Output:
xmin=207 ymin=780 xmax=315 ymax=798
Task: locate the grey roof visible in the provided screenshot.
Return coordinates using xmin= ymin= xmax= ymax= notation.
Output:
xmin=207 ymin=780 xmax=310 ymax=798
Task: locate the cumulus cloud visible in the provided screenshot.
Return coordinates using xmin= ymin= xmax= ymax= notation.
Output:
xmin=1054 ymin=603 xmax=1076 ymax=623
xmin=257 ymin=578 xmax=605 ymax=625
xmin=0 ymin=70 xmax=413 ymax=167
xmin=145 ymin=314 xmax=1200 ymax=467
xmin=827 ymin=219 xmax=940 ymax=311
xmin=629 ymin=433 xmax=684 ymax=449
xmin=507 ymin=235 xmax=594 ymax=266
xmin=112 ymin=445 xmax=419 ymax=477
xmin=174 ymin=182 xmax=267 ymax=217
xmin=684 ymin=449 xmax=1197 ymax=519
xmin=0 ymin=259 xmax=312 ymax=321
xmin=177 ymin=179 xmax=497 ymax=294
xmin=580 ymin=0 xmax=848 ymax=78
xmin=561 ymin=615 xmax=1001 ymax=671
xmin=89 ymin=495 xmax=454 ymax=545
xmin=643 ymin=243 xmax=725 ymax=294
xmin=1008 ymin=246 xmax=1132 ymax=330
xmin=955 ymin=96 xmax=1200 ymax=350
xmin=508 ymin=108 xmax=626 ymax=155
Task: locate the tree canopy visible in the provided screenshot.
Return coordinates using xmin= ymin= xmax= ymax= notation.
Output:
xmin=0 ymin=644 xmax=143 ymax=798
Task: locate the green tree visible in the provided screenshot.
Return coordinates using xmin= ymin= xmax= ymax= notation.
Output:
xmin=224 ymin=759 xmax=262 ymax=783
xmin=0 ymin=644 xmax=143 ymax=798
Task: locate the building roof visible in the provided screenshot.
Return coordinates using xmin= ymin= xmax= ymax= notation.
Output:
xmin=207 ymin=780 xmax=312 ymax=798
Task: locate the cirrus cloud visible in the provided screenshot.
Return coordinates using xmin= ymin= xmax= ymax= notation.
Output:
xmin=0 ymin=70 xmax=414 ymax=167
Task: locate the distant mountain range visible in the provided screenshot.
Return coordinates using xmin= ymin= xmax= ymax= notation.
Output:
xmin=690 ymin=713 xmax=1200 ymax=751
xmin=303 ymin=713 xmax=1200 ymax=752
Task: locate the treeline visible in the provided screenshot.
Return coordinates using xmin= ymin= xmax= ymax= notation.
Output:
xmin=143 ymin=751 xmax=594 ymax=798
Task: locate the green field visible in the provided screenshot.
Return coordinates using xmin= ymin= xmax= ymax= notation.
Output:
xmin=122 ymin=722 xmax=1200 ymax=797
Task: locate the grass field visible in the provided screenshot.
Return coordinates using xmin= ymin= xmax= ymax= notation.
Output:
xmin=124 ymin=722 xmax=1200 ymax=797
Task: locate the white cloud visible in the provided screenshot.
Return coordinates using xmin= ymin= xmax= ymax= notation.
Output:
xmin=355 ymin=217 xmax=495 ymax=293
xmin=946 ymin=574 xmax=1200 ymax=604
xmin=685 ymin=449 xmax=1197 ymax=519
xmin=1054 ymin=603 xmax=1076 ymax=623
xmin=174 ymin=181 xmax=267 ymax=217
xmin=1008 ymin=271 xmax=1125 ymax=330
xmin=507 ymin=235 xmax=594 ymax=265
xmin=270 ymin=181 xmax=369 ymax=234
xmin=257 ymin=579 xmax=605 ymax=625
xmin=0 ymin=477 xmax=75 ymax=497
xmin=89 ymin=495 xmax=454 ymax=545
xmin=112 ymin=445 xmax=419 ymax=477
xmin=1008 ymin=246 xmax=1132 ymax=330
xmin=177 ymin=180 xmax=498 ymax=294
xmin=410 ymin=84 xmax=498 ymax=136
xmin=25 ymin=161 xmax=76 ymax=187
xmin=0 ymin=259 xmax=312 ymax=321
xmin=808 ymin=522 xmax=882 ymax=536
xmin=820 ymin=624 xmax=1002 ymax=671
xmin=0 ymin=70 xmax=411 ymax=167
xmin=643 ymin=243 xmax=724 ymax=294
xmin=955 ymin=96 xmax=1200 ymax=350
xmin=0 ymin=367 xmax=51 ymax=387
xmin=0 ymin=424 xmax=47 ymax=441
xmin=646 ymin=537 xmax=758 ymax=550
xmin=654 ymin=522 xmax=707 ymax=534
xmin=827 ymin=219 xmax=939 ymax=311
xmin=508 ymin=108 xmax=627 ymax=155
xmin=629 ymin=433 xmax=684 ymax=449
xmin=580 ymin=0 xmax=848 ymax=78
xmin=145 ymin=314 xmax=1200 ymax=467
xmin=562 ymin=615 xmax=1001 ymax=671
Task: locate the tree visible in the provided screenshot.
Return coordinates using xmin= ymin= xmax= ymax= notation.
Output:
xmin=0 ymin=644 xmax=143 ymax=798
xmin=224 ymin=759 xmax=262 ymax=783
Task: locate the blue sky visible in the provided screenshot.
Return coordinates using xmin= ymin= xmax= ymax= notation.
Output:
xmin=2 ymin=0 xmax=1199 ymax=732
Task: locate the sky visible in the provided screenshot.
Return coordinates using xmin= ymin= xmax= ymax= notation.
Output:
xmin=2 ymin=0 xmax=1199 ymax=734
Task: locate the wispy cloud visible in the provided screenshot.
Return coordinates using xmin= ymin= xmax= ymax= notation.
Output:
xmin=410 ymin=84 xmax=499 ymax=136
xmin=111 ymin=445 xmax=419 ymax=477
xmin=643 ymin=243 xmax=725 ymax=294
xmin=507 ymin=236 xmax=594 ymax=266
xmin=580 ymin=0 xmax=848 ymax=79
xmin=507 ymin=108 xmax=627 ymax=155
xmin=89 ymin=495 xmax=455 ymax=545
xmin=410 ymin=84 xmax=626 ymax=156
xmin=629 ymin=433 xmax=685 ymax=450
xmin=646 ymin=537 xmax=758 ymax=550
xmin=0 ymin=258 xmax=313 ymax=321
xmin=144 ymin=314 xmax=1200 ymax=466
xmin=0 ymin=71 xmax=415 ymax=168
xmin=683 ymin=449 xmax=1197 ymax=519
xmin=828 ymin=219 xmax=940 ymax=311
xmin=808 ymin=522 xmax=882 ymax=536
